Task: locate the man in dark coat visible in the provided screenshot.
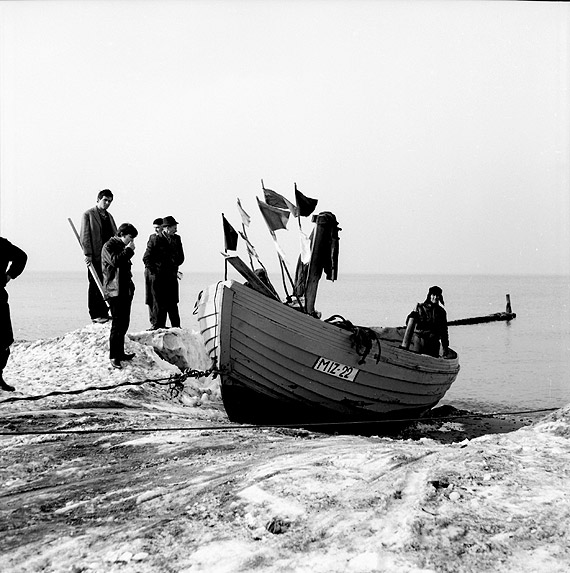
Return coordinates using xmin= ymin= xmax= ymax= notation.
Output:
xmin=80 ymin=189 xmax=117 ymax=323
xmin=142 ymin=215 xmax=184 ymax=329
xmin=0 ymin=237 xmax=27 ymax=391
xmin=102 ymin=223 xmax=138 ymax=370
xmin=144 ymin=218 xmax=163 ymax=329
xmin=409 ymin=286 xmax=451 ymax=358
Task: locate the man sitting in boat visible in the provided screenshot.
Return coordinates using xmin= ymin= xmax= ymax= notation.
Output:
xmin=408 ymin=286 xmax=452 ymax=358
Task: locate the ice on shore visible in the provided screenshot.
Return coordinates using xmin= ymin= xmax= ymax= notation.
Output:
xmin=3 ymin=323 xmax=221 ymax=406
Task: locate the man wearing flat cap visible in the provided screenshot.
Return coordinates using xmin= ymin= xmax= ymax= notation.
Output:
xmin=143 ymin=218 xmax=163 ymax=329
xmin=142 ymin=215 xmax=184 ymax=329
xmin=407 ymin=286 xmax=451 ymax=358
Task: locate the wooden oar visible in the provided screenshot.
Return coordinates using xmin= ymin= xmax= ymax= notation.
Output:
xmin=67 ymin=217 xmax=110 ymax=310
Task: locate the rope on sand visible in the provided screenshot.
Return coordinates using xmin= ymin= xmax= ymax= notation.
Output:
xmin=0 ymin=407 xmax=560 ymax=437
xmin=0 ymin=364 xmax=220 ymax=406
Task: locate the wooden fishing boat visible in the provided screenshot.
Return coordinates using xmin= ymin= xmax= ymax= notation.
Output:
xmin=195 ymin=207 xmax=460 ymax=426
xmin=195 ymin=270 xmax=460 ymax=426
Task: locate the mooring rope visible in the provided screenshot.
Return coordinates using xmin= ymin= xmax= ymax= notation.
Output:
xmin=0 ymin=407 xmax=560 ymax=437
xmin=0 ymin=364 xmax=220 ymax=406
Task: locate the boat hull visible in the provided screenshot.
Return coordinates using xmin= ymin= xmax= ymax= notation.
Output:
xmin=196 ymin=281 xmax=460 ymax=425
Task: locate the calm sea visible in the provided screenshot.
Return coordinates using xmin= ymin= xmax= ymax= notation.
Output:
xmin=7 ymin=271 xmax=570 ymax=414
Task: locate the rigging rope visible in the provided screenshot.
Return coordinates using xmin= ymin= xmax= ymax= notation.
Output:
xmin=324 ymin=315 xmax=381 ymax=364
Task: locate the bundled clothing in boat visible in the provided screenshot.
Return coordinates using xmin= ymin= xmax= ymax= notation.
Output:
xmin=294 ymin=212 xmax=340 ymax=294
xmin=0 ymin=237 xmax=27 ymax=391
xmin=408 ymin=286 xmax=450 ymax=358
xmin=102 ymin=227 xmax=137 ymax=364
xmin=142 ymin=216 xmax=185 ymax=329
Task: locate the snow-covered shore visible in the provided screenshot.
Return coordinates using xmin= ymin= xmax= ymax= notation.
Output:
xmin=1 ymin=325 xmax=569 ymax=573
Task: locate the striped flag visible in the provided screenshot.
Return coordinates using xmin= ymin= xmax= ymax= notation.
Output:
xmin=236 ymin=198 xmax=251 ymax=227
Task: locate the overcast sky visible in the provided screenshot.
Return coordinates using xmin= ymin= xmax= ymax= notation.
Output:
xmin=1 ymin=0 xmax=568 ymax=275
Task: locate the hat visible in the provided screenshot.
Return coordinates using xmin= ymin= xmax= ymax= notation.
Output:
xmin=162 ymin=216 xmax=179 ymax=226
xmin=152 ymin=218 xmax=163 ymax=226
xmin=427 ymin=285 xmax=444 ymax=305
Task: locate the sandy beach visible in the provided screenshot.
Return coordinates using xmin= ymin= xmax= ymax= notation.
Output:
xmin=1 ymin=325 xmax=568 ymax=573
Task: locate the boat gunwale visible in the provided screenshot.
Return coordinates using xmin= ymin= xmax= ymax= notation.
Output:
xmin=226 ymin=280 xmax=459 ymax=371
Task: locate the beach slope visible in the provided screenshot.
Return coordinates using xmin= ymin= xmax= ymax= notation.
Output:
xmin=1 ymin=326 xmax=568 ymax=573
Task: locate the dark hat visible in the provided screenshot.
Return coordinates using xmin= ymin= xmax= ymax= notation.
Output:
xmin=162 ymin=215 xmax=179 ymax=226
xmin=427 ymin=285 xmax=444 ymax=305
xmin=152 ymin=218 xmax=163 ymax=226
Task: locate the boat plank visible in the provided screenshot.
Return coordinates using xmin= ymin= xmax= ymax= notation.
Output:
xmin=232 ymin=301 xmax=458 ymax=378
xmin=230 ymin=317 xmax=455 ymax=402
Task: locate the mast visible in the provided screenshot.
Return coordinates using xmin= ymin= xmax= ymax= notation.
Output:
xmin=304 ymin=212 xmax=340 ymax=316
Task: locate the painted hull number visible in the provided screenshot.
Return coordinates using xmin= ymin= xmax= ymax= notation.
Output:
xmin=313 ymin=357 xmax=359 ymax=381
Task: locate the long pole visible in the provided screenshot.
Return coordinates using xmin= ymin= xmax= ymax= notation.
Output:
xmin=242 ymin=223 xmax=255 ymax=270
xmin=273 ymin=235 xmax=305 ymax=312
xmin=67 ymin=217 xmax=110 ymax=309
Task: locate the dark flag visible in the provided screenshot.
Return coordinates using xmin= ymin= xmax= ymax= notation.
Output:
xmin=257 ymin=197 xmax=290 ymax=232
xmin=222 ymin=214 xmax=239 ymax=251
xmin=262 ymin=186 xmax=288 ymax=210
xmin=262 ymin=182 xmax=298 ymax=216
xmin=295 ymin=184 xmax=318 ymax=217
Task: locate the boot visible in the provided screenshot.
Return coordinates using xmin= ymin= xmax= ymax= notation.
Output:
xmin=0 ymin=376 xmax=15 ymax=392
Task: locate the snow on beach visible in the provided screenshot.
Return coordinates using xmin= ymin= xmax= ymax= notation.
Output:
xmin=4 ymin=323 xmax=220 ymax=408
xmin=0 ymin=325 xmax=569 ymax=573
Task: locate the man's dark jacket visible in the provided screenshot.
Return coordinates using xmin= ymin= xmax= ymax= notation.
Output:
xmin=101 ymin=237 xmax=135 ymax=300
xmin=142 ymin=233 xmax=184 ymax=303
xmin=0 ymin=237 xmax=28 ymax=348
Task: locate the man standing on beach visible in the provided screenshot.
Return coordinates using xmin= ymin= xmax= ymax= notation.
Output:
xmin=102 ymin=223 xmax=138 ymax=370
xmin=142 ymin=215 xmax=184 ymax=329
xmin=144 ymin=218 xmax=163 ymax=330
xmin=0 ymin=237 xmax=28 ymax=392
xmin=80 ymin=189 xmax=117 ymax=323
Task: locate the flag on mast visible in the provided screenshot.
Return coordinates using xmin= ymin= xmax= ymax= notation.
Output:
xmin=299 ymin=228 xmax=312 ymax=264
xmin=294 ymin=183 xmax=318 ymax=217
xmin=222 ymin=214 xmax=239 ymax=251
xmin=236 ymin=198 xmax=251 ymax=227
xmin=262 ymin=182 xmax=299 ymax=217
xmin=238 ymin=231 xmax=262 ymax=265
xmin=257 ymin=197 xmax=290 ymax=232
xmin=270 ymin=233 xmax=288 ymax=263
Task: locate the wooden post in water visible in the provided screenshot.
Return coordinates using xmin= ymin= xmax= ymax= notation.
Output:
xmin=447 ymin=294 xmax=516 ymax=326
